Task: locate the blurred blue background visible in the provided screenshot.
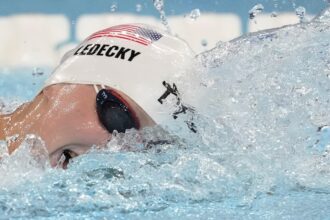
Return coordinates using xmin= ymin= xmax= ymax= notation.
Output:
xmin=0 ymin=0 xmax=327 ymax=33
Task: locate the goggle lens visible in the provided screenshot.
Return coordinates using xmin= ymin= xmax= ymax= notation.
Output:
xmin=96 ymin=89 xmax=138 ymax=133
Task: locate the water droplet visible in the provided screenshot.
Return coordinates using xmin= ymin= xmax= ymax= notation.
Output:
xmin=136 ymin=4 xmax=143 ymax=12
xmin=231 ymin=97 xmax=238 ymax=103
xmin=153 ymin=0 xmax=164 ymax=11
xmin=249 ymin=3 xmax=264 ymax=19
xmin=32 ymin=67 xmax=43 ymax=76
xmin=160 ymin=13 xmax=168 ymax=26
xmin=271 ymin=11 xmax=278 ymax=17
xmin=295 ymin=6 xmax=306 ymax=22
xmin=201 ymin=39 xmax=208 ymax=47
xmin=152 ymin=0 xmax=171 ymax=33
xmin=110 ymin=3 xmax=117 ymax=12
xmin=189 ymin=9 xmax=201 ymax=21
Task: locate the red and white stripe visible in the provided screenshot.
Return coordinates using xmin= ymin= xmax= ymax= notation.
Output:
xmin=87 ymin=24 xmax=152 ymax=46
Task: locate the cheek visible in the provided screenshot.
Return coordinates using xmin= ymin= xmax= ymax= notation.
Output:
xmin=77 ymin=108 xmax=104 ymax=133
xmin=53 ymin=100 xmax=110 ymax=146
xmin=73 ymin=118 xmax=110 ymax=145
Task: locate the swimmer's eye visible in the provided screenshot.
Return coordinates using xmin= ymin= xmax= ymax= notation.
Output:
xmin=61 ymin=149 xmax=76 ymax=169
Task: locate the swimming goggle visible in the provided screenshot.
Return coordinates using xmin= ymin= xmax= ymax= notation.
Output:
xmin=95 ymin=86 xmax=139 ymax=133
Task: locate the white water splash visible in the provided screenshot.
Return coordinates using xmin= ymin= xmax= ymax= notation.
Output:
xmin=0 ymin=134 xmax=50 ymax=188
xmin=249 ymin=3 xmax=264 ymax=19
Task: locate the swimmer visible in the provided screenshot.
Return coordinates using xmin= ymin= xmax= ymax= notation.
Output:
xmin=0 ymin=23 xmax=194 ymax=168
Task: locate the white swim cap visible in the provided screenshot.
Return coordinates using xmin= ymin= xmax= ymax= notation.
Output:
xmin=44 ymin=23 xmax=194 ymax=123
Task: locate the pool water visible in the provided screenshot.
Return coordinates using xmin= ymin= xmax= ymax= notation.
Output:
xmin=0 ymin=7 xmax=330 ymax=220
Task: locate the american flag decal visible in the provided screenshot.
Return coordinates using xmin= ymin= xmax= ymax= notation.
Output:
xmin=87 ymin=24 xmax=163 ymax=46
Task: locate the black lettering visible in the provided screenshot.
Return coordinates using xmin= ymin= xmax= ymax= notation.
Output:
xmin=74 ymin=44 xmax=140 ymax=62
xmin=97 ymin=44 xmax=109 ymax=56
xmin=105 ymin=45 xmax=119 ymax=57
xmin=87 ymin=44 xmax=101 ymax=55
xmin=115 ymin=47 xmax=131 ymax=60
xmin=74 ymin=45 xmax=84 ymax=55
xmin=79 ymin=44 xmax=92 ymax=55
xmin=128 ymin=50 xmax=141 ymax=62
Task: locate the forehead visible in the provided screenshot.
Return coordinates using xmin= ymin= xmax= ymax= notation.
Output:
xmin=44 ymin=84 xmax=96 ymax=103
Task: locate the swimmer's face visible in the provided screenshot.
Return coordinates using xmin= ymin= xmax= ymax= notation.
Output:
xmin=43 ymin=84 xmax=109 ymax=168
xmin=42 ymin=84 xmax=155 ymax=168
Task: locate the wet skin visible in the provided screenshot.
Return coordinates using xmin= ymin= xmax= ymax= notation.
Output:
xmin=0 ymin=84 xmax=156 ymax=168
